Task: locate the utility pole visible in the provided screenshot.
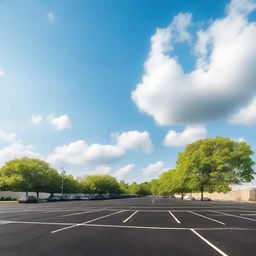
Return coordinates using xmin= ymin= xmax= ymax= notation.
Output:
xmin=61 ymin=167 xmax=66 ymax=197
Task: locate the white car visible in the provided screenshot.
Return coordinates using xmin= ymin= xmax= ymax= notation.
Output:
xmin=183 ymin=195 xmax=195 ymax=200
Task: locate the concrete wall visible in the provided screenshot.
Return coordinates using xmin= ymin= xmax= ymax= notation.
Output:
xmin=0 ymin=191 xmax=50 ymax=199
xmin=191 ymin=189 xmax=256 ymax=201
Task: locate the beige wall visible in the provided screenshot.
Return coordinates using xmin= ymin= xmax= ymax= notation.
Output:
xmin=191 ymin=190 xmax=256 ymax=201
xmin=0 ymin=191 xmax=50 ymax=199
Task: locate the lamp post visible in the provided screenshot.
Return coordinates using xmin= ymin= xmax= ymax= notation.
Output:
xmin=61 ymin=167 xmax=66 ymax=197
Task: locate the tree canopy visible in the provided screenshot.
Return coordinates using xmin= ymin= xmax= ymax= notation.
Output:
xmin=0 ymin=158 xmax=54 ymax=198
xmin=0 ymin=137 xmax=255 ymax=200
xmin=176 ymin=137 xmax=255 ymax=200
xmin=80 ymin=175 xmax=121 ymax=194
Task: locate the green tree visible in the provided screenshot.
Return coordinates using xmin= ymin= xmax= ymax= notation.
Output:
xmin=176 ymin=137 xmax=255 ymax=201
xmin=63 ymin=175 xmax=83 ymax=194
xmin=81 ymin=175 xmax=120 ymax=194
xmin=118 ymin=181 xmax=129 ymax=194
xmin=0 ymin=158 xmax=53 ymax=198
xmin=150 ymin=179 xmax=161 ymax=195
xmin=128 ymin=182 xmax=151 ymax=195
xmin=44 ymin=168 xmax=62 ymax=196
xmin=156 ymin=169 xmax=189 ymax=196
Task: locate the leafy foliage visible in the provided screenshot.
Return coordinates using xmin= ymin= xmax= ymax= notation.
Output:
xmin=176 ymin=137 xmax=255 ymax=199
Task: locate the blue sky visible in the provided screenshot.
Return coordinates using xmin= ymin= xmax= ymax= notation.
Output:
xmin=0 ymin=0 xmax=256 ymax=185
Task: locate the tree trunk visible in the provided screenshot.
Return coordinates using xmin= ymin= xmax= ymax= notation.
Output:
xmin=200 ymin=185 xmax=204 ymax=201
xmin=26 ymin=190 xmax=28 ymax=196
xmin=36 ymin=191 xmax=39 ymax=199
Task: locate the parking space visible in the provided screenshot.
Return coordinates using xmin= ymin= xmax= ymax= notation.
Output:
xmin=0 ymin=198 xmax=256 ymax=255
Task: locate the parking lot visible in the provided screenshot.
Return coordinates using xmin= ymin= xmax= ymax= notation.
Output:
xmin=0 ymin=198 xmax=256 ymax=256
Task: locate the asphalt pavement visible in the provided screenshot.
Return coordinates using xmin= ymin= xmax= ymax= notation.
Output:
xmin=0 ymin=197 xmax=256 ymax=256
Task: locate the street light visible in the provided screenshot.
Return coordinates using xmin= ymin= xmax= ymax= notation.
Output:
xmin=61 ymin=167 xmax=66 ymax=197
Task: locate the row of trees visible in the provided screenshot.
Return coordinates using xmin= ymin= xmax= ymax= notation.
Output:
xmin=0 ymin=137 xmax=255 ymax=200
xmin=0 ymin=158 xmax=151 ymax=198
xmin=150 ymin=137 xmax=255 ymax=200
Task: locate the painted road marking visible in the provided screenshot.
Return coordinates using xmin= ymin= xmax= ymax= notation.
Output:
xmin=240 ymin=213 xmax=256 ymax=216
xmin=209 ymin=210 xmax=256 ymax=222
xmin=169 ymin=211 xmax=181 ymax=224
xmin=1 ymin=219 xmax=256 ymax=231
xmin=51 ymin=210 xmax=126 ymax=234
xmin=191 ymin=229 xmax=228 ymax=256
xmin=0 ymin=220 xmax=76 ymax=226
xmin=123 ymin=210 xmax=139 ymax=223
xmin=189 ymin=211 xmax=225 ymax=225
xmin=60 ymin=209 xmax=104 ymax=217
xmin=83 ymin=210 xmax=126 ymax=224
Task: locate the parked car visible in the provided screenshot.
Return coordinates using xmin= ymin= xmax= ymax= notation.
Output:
xmin=168 ymin=195 xmax=175 ymax=199
xmin=18 ymin=196 xmax=38 ymax=203
xmin=202 ymin=197 xmax=211 ymax=201
xmin=63 ymin=195 xmax=75 ymax=201
xmin=174 ymin=194 xmax=182 ymax=199
xmin=76 ymin=195 xmax=91 ymax=200
xmin=91 ymin=194 xmax=105 ymax=200
xmin=47 ymin=196 xmax=64 ymax=202
xmin=183 ymin=195 xmax=195 ymax=200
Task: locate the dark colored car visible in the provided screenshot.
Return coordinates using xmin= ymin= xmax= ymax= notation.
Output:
xmin=76 ymin=195 xmax=91 ymax=200
xmin=18 ymin=196 xmax=38 ymax=203
xmin=47 ymin=196 xmax=64 ymax=202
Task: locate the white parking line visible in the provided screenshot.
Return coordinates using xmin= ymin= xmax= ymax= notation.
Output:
xmin=209 ymin=210 xmax=256 ymax=222
xmin=1 ymin=219 xmax=256 ymax=231
xmin=240 ymin=213 xmax=256 ymax=216
xmin=83 ymin=210 xmax=126 ymax=224
xmin=1 ymin=220 xmax=76 ymax=226
xmin=169 ymin=211 xmax=181 ymax=224
xmin=51 ymin=210 xmax=126 ymax=234
xmin=189 ymin=211 xmax=225 ymax=225
xmin=123 ymin=210 xmax=139 ymax=223
xmin=60 ymin=209 xmax=104 ymax=217
xmin=191 ymin=229 xmax=228 ymax=256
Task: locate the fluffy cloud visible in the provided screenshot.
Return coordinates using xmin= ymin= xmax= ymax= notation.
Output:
xmin=114 ymin=164 xmax=134 ymax=180
xmin=234 ymin=137 xmax=246 ymax=142
xmin=47 ymin=140 xmax=125 ymax=165
xmin=113 ymin=130 xmax=153 ymax=153
xmin=132 ymin=0 xmax=256 ymax=125
xmin=0 ymin=67 xmax=5 ymax=77
xmin=163 ymin=125 xmax=207 ymax=147
xmin=31 ymin=115 xmax=42 ymax=124
xmin=0 ymin=142 xmax=40 ymax=165
xmin=47 ymin=12 xmax=55 ymax=24
xmin=229 ymin=97 xmax=256 ymax=125
xmin=0 ymin=130 xmax=16 ymax=143
xmin=142 ymin=161 xmax=166 ymax=177
xmin=48 ymin=114 xmax=71 ymax=130
xmin=90 ymin=166 xmax=112 ymax=175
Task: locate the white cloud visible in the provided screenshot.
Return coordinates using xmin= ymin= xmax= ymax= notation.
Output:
xmin=0 ymin=67 xmax=5 ymax=77
xmin=0 ymin=130 xmax=16 ymax=143
xmin=113 ymin=130 xmax=153 ymax=153
xmin=47 ymin=12 xmax=55 ymax=24
xmin=47 ymin=140 xmax=125 ymax=165
xmin=0 ymin=142 xmax=40 ymax=165
xmin=114 ymin=164 xmax=134 ymax=180
xmin=236 ymin=137 xmax=246 ymax=142
xmin=91 ymin=166 xmax=112 ymax=175
xmin=142 ymin=161 xmax=166 ymax=177
xmin=132 ymin=0 xmax=256 ymax=125
xmin=163 ymin=125 xmax=207 ymax=147
xmin=229 ymin=97 xmax=256 ymax=125
xmin=31 ymin=115 xmax=42 ymax=124
xmin=48 ymin=114 xmax=71 ymax=130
